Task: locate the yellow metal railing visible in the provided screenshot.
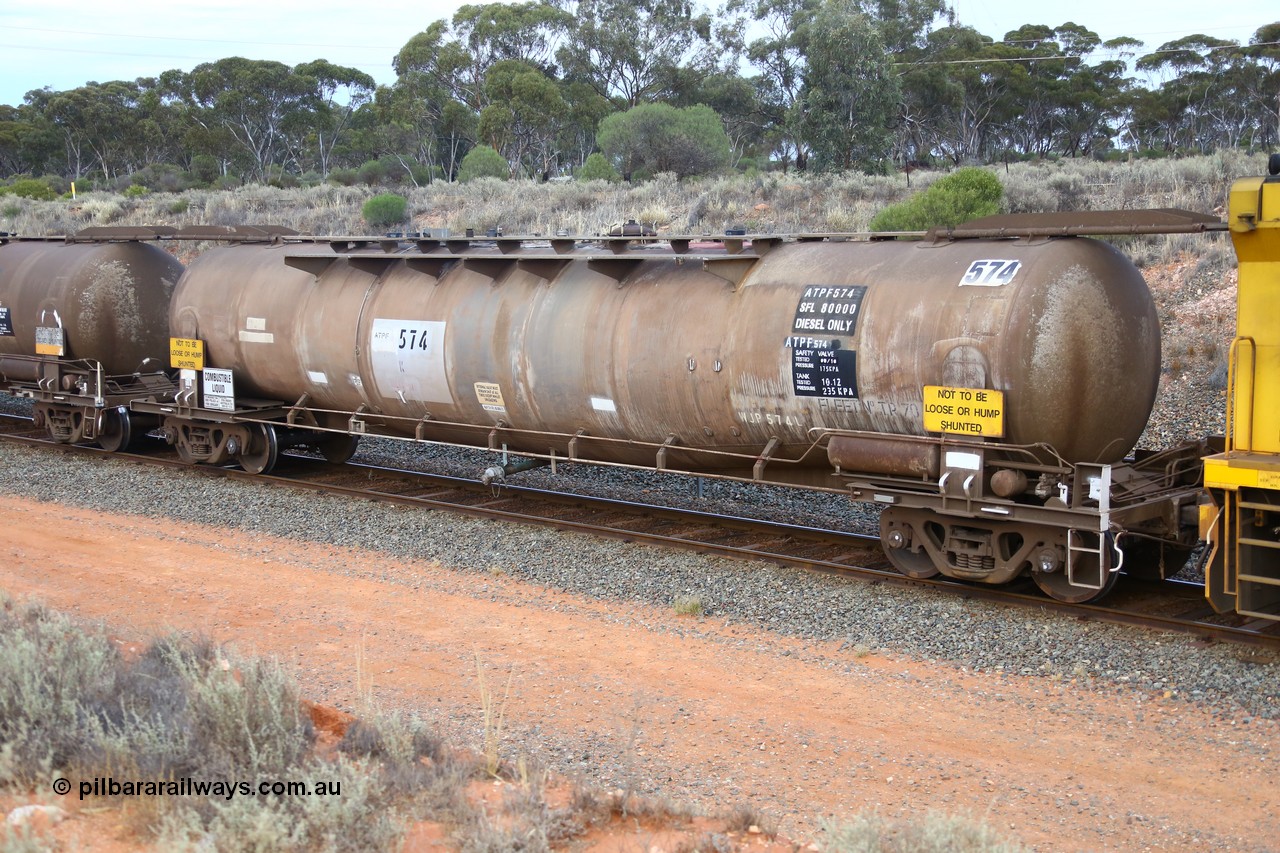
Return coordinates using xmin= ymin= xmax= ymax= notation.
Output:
xmin=1225 ymin=336 xmax=1256 ymax=454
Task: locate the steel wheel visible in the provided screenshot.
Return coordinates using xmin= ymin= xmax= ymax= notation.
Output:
xmin=880 ymin=509 xmax=941 ymax=579
xmin=96 ymin=408 xmax=134 ymax=453
xmin=317 ymin=434 xmax=359 ymax=464
xmin=239 ymin=424 xmax=279 ymax=475
xmin=1032 ymin=533 xmax=1120 ymax=603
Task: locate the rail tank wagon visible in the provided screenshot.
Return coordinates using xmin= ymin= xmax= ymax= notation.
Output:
xmin=0 ymin=239 xmax=180 ymax=376
xmin=169 ymin=236 xmax=1160 ymax=485
xmin=0 ymin=238 xmax=183 ymax=447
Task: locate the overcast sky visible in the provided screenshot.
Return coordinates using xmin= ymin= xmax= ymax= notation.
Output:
xmin=0 ymin=0 xmax=1275 ymax=107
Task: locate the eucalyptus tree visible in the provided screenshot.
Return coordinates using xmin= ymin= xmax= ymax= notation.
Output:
xmin=1136 ymin=35 xmax=1251 ymax=151
xmin=726 ymin=0 xmax=815 ymax=170
xmin=556 ymin=0 xmax=718 ymax=108
xmin=1242 ymin=22 xmax=1280 ymax=149
xmin=477 ymin=60 xmax=566 ymax=177
xmin=40 ymin=81 xmax=162 ymax=180
xmin=0 ymin=104 xmax=58 ymax=177
xmin=731 ymin=0 xmax=946 ymax=170
xmin=894 ymin=25 xmax=1012 ymax=164
xmin=797 ymin=0 xmax=900 ymax=171
xmin=181 ymin=58 xmax=321 ymax=182
xmin=289 ymin=60 xmax=375 ymax=177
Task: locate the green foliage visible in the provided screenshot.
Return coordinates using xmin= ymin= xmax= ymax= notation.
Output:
xmin=328 ymin=167 xmax=359 ymax=186
xmin=356 ymin=159 xmax=389 ymax=186
xmin=458 ymin=145 xmax=510 ymax=182
xmin=577 ymin=152 xmax=620 ymax=182
xmin=798 ymin=0 xmax=900 ymax=173
xmin=128 ymin=163 xmax=188 ymax=193
xmin=597 ymin=103 xmax=731 ymax=180
xmin=869 ymin=168 xmax=1003 ymax=231
xmin=189 ymin=154 xmax=221 ymax=185
xmin=1 ymin=178 xmax=56 ymax=201
xmin=361 ymin=193 xmax=408 ymax=228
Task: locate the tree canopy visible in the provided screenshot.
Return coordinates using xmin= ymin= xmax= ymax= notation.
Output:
xmin=1 ymin=4 xmax=1277 ymax=188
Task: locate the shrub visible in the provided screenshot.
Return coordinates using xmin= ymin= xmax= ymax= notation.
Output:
xmin=869 ymin=167 xmax=1002 ymax=231
xmin=189 ymin=154 xmax=221 ymax=185
xmin=821 ymin=811 xmax=1028 ymax=852
xmin=578 ymin=153 xmax=620 ymax=183
xmin=327 ymin=167 xmax=359 ymax=186
xmin=2 ymin=178 xmax=57 ymax=201
xmin=356 ymin=159 xmax=389 ymax=186
xmin=458 ymin=146 xmax=510 ymax=183
xmin=597 ymin=103 xmax=732 ymax=180
xmin=673 ymin=594 xmax=703 ymax=617
xmin=361 ymin=193 xmax=408 ymax=229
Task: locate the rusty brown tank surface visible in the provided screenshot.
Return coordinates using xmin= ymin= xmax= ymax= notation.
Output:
xmin=0 ymin=240 xmax=183 ymax=379
xmin=171 ymin=236 xmax=1159 ymax=467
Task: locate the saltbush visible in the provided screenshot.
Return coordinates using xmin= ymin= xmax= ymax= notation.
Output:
xmin=362 ymin=193 xmax=408 ymax=229
xmin=869 ymin=167 xmax=1002 ymax=231
xmin=1 ymin=178 xmax=58 ymax=201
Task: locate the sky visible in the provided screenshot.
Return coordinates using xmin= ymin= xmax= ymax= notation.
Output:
xmin=0 ymin=0 xmax=1276 ymax=108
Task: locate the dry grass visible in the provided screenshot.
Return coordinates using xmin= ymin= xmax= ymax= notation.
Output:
xmin=5 ymin=153 xmax=1263 ymax=256
xmin=2 ymin=594 xmax=1037 ymax=852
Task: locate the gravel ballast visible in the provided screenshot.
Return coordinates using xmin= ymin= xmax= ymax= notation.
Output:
xmin=0 ymin=437 xmax=1274 ymax=726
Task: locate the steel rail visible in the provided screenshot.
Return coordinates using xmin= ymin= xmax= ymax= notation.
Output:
xmin=2 ymin=422 xmax=1277 ymax=651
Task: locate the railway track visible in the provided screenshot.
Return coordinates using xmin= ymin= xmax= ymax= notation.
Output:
xmin=3 ymin=412 xmax=1278 ymax=652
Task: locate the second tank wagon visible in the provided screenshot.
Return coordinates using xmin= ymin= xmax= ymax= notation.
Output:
xmin=167 ymin=233 xmax=1160 ymax=481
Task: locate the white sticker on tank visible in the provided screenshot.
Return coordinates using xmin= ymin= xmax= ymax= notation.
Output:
xmin=238 ymin=330 xmax=274 ymax=344
xmin=246 ymin=317 xmax=267 ymax=331
xmin=591 ymin=397 xmax=617 ymax=413
xmin=370 ymin=318 xmax=450 ymax=404
xmin=944 ymin=451 xmax=982 ymax=471
xmin=475 ymin=382 xmax=506 ymax=413
xmin=959 ymin=260 xmax=1020 ymax=287
xmin=307 ymin=371 xmax=328 ymax=385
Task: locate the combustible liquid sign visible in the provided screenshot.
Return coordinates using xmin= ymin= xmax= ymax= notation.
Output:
xmin=922 ymin=385 xmax=1005 ymax=437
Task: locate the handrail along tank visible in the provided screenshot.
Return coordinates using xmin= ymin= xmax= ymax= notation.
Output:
xmin=170 ymin=234 xmax=1159 ymax=483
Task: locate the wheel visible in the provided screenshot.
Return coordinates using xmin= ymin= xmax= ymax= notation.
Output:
xmin=239 ymin=423 xmax=279 ymax=475
xmin=317 ymin=434 xmax=359 ymax=464
xmin=880 ymin=509 xmax=941 ymax=579
xmin=1032 ymin=532 xmax=1120 ymax=603
xmin=96 ymin=408 xmax=134 ymax=453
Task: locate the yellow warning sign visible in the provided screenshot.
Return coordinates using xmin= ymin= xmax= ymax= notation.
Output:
xmin=922 ymin=385 xmax=1005 ymax=438
xmin=170 ymin=338 xmax=205 ymax=370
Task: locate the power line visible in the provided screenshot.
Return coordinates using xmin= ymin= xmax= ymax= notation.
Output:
xmin=0 ymin=23 xmax=399 ymax=52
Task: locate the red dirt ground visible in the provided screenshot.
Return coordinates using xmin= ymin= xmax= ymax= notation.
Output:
xmin=1 ymin=493 xmax=1276 ymax=851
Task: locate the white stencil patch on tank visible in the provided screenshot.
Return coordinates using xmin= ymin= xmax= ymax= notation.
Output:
xmin=959 ymin=260 xmax=1020 ymax=287
xmin=370 ymin=318 xmax=450 ymax=404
